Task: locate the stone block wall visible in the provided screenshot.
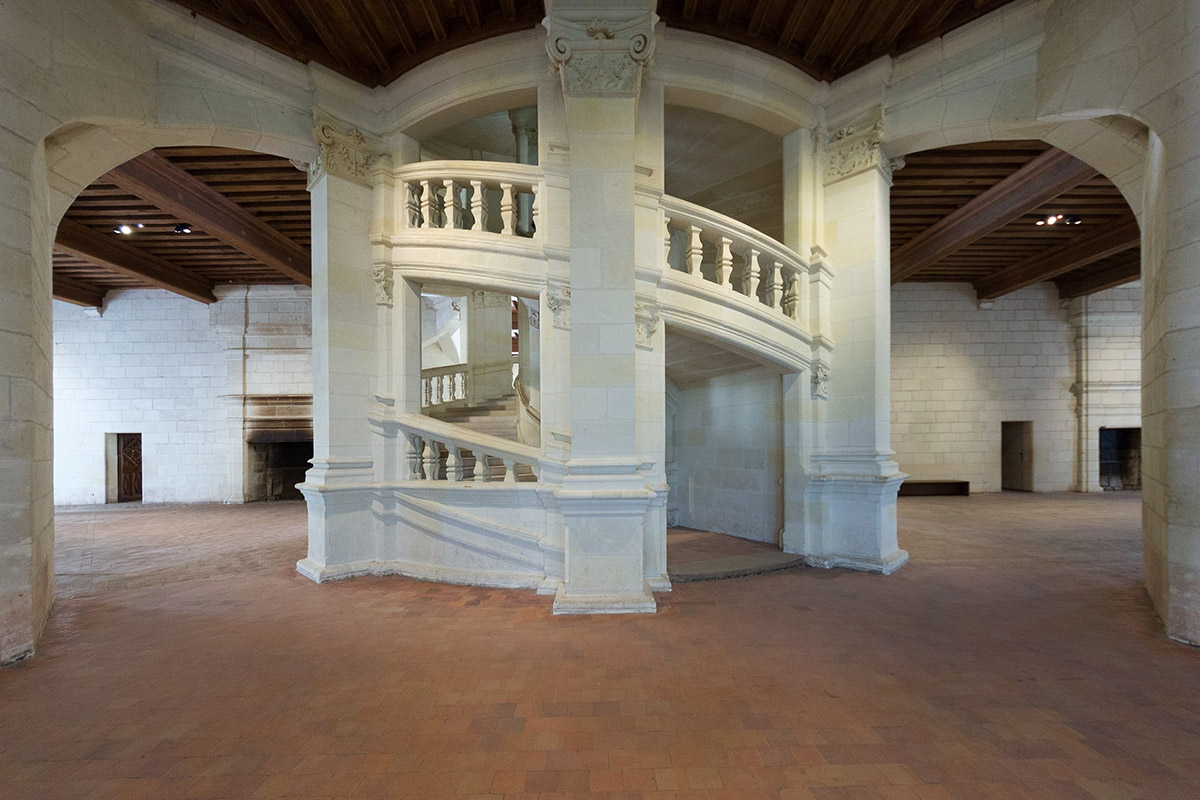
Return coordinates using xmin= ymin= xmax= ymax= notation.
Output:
xmin=672 ymin=367 xmax=783 ymax=543
xmin=53 ymin=286 xmax=312 ymax=505
xmin=891 ymin=282 xmax=1141 ymax=493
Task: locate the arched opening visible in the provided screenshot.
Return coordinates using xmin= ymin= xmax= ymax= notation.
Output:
xmin=887 ymin=138 xmax=1144 ymax=606
xmin=50 ymin=144 xmax=315 ymax=597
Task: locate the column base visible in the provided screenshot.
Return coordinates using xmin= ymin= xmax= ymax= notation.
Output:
xmin=552 ymin=580 xmax=657 ymax=615
xmin=804 ymin=548 xmax=909 ymax=575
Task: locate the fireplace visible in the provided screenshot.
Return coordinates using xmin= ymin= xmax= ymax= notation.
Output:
xmin=1099 ymin=427 xmax=1141 ymax=491
xmin=243 ymin=394 xmax=313 ymax=502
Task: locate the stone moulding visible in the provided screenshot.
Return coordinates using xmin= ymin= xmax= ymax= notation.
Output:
xmin=823 ymin=107 xmax=889 ymax=185
xmin=544 ymin=9 xmax=657 ymax=97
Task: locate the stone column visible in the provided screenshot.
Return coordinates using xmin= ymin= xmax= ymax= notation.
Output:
xmin=468 ymin=290 xmax=515 ymax=403
xmin=1070 ymin=297 xmax=1104 ymax=493
xmin=297 ymin=109 xmax=382 ymax=581
xmin=510 ymin=106 xmax=538 ymax=236
xmin=545 ymin=1 xmax=658 ymax=613
xmin=807 ymin=110 xmax=908 ymax=574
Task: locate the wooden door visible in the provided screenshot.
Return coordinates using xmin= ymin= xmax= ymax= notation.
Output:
xmin=1001 ymin=421 xmax=1034 ymax=492
xmin=116 ymin=433 xmax=142 ymax=502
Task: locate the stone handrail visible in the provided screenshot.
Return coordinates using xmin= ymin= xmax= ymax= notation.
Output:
xmin=397 ymin=160 xmax=543 ymax=240
xmin=513 ymin=376 xmax=541 ymax=447
xmin=661 ymin=195 xmax=806 ymax=322
xmin=396 ymin=412 xmax=541 ymax=483
xmin=421 ymin=364 xmax=469 ymax=409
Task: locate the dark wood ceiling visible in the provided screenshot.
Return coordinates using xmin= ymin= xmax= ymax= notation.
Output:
xmin=164 ymin=0 xmax=1022 ymax=87
xmin=890 ymin=141 xmax=1140 ymax=299
xmin=53 ymin=147 xmax=309 ymax=305
xmin=167 ymin=0 xmax=545 ymax=88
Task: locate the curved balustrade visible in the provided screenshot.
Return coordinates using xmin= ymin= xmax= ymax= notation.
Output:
xmin=397 ymin=160 xmax=543 ymax=240
xmin=421 ymin=364 xmax=469 ymax=409
xmin=662 ymin=195 xmax=806 ymax=323
xmin=396 ymin=413 xmax=540 ymax=484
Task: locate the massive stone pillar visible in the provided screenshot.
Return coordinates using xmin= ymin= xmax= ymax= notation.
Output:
xmin=467 ymin=290 xmax=515 ymax=403
xmin=807 ymin=111 xmax=908 ymax=573
xmin=0 ymin=144 xmax=53 ymax=664
xmin=545 ymin=1 xmax=658 ymax=613
xmin=297 ymin=110 xmax=383 ymax=580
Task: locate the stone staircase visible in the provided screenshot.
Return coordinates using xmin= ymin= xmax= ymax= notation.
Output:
xmin=426 ymin=394 xmax=535 ymax=482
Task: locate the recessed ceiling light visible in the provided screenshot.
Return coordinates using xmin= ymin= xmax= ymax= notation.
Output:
xmin=114 ymin=224 xmax=134 ymax=235
xmin=173 ymin=223 xmax=193 ymax=234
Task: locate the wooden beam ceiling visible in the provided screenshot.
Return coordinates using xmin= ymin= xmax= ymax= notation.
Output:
xmin=54 ymin=219 xmax=218 ymax=304
xmin=106 ymin=151 xmax=311 ymax=285
xmin=891 ymin=148 xmax=1099 ymax=283
xmin=974 ymin=219 xmax=1140 ymax=300
xmin=52 ymin=274 xmax=108 ymax=308
xmin=889 ymin=141 xmax=1140 ymax=299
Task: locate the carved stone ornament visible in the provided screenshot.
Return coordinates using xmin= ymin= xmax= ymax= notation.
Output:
xmin=547 ymin=286 xmax=571 ymax=330
xmin=473 ymin=289 xmax=511 ymax=309
xmin=373 ymin=264 xmax=394 ymax=306
xmin=528 ymin=306 xmax=540 ymax=330
xmin=823 ymin=108 xmax=889 ymax=185
xmin=634 ymin=301 xmax=659 ymax=350
xmin=812 ymin=361 xmax=831 ymax=399
xmin=544 ymin=9 xmax=656 ymax=97
xmin=310 ymin=108 xmax=380 ymax=188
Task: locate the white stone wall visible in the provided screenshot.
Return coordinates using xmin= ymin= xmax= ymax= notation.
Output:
xmin=891 ymin=282 xmax=1141 ymax=493
xmin=673 ymin=368 xmax=783 ymax=543
xmin=53 ymin=287 xmax=311 ymax=505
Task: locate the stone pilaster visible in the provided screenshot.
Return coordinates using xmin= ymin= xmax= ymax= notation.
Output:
xmin=297 ymin=108 xmax=385 ymax=582
xmin=806 ymin=107 xmax=908 ymax=574
xmin=545 ymin=1 xmax=659 ymax=613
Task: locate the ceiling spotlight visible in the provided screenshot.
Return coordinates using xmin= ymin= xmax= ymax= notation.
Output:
xmin=1035 ymin=220 xmax=1044 ymax=226
xmin=114 ymin=224 xmax=134 ymax=235
xmin=1064 ymin=215 xmax=1083 ymax=225
xmin=136 ymin=223 xmax=144 ymax=228
xmin=173 ymin=223 xmax=193 ymax=234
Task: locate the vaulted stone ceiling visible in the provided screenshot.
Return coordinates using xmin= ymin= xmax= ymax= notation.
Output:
xmin=165 ymin=0 xmax=1022 ymax=87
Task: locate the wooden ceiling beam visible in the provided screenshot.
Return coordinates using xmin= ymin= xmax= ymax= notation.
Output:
xmin=419 ymin=0 xmax=448 ymax=41
xmin=974 ymin=219 xmax=1140 ymax=300
xmin=716 ymin=0 xmax=735 ymax=26
xmin=106 ymin=152 xmax=311 ymax=285
xmin=1056 ymin=258 xmax=1141 ymax=298
xmin=891 ymin=149 xmax=1098 ymax=283
xmin=52 ymin=273 xmax=107 ymax=308
xmin=343 ymin=0 xmax=394 ymax=72
xmin=54 ymin=219 xmax=217 ymax=304
xmin=461 ymin=0 xmax=482 ymax=29
xmin=747 ymin=0 xmax=769 ymax=37
xmin=682 ymin=0 xmax=699 ymax=20
xmin=252 ymin=0 xmax=303 ymax=47
xmin=499 ymin=0 xmax=517 ymax=22
xmin=295 ymin=0 xmax=372 ymax=82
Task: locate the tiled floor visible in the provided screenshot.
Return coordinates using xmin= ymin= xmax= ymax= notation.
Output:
xmin=4 ymin=492 xmax=1199 ymax=799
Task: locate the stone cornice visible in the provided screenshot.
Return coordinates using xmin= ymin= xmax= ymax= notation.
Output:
xmin=309 ymin=107 xmax=387 ymax=189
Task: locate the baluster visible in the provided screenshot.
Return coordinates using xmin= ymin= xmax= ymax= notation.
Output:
xmin=421 ymin=179 xmax=443 ymax=228
xmin=422 ymin=438 xmax=439 ymax=480
xmin=530 ymin=184 xmax=541 ymax=239
xmin=423 ymin=376 xmax=433 ymax=408
xmin=473 ymin=452 xmax=491 ymax=482
xmin=740 ymin=247 xmax=761 ymax=299
xmin=715 ymin=236 xmax=733 ymax=288
xmin=436 ymin=374 xmax=446 ymax=405
xmin=407 ymin=183 xmax=422 ymax=228
xmin=765 ymin=258 xmax=783 ymax=308
xmin=405 ymin=433 xmax=422 ymax=479
xmin=783 ymin=270 xmax=800 ymax=319
xmin=446 ymin=446 xmax=463 ymax=482
xmin=502 ymin=458 xmax=518 ymax=483
xmin=470 ymin=180 xmax=485 ymax=231
xmin=451 ymin=182 xmax=467 ymax=229
xmin=686 ymin=224 xmax=703 ymax=276
xmin=500 ymin=182 xmax=516 ymax=235
xmin=663 ymin=217 xmax=673 ymax=270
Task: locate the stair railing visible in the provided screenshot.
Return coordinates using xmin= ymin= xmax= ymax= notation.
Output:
xmin=398 ymin=161 xmax=543 ymax=240
xmin=421 ymin=364 xmax=469 ymax=409
xmin=513 ymin=376 xmax=541 ymax=448
xmin=396 ymin=412 xmax=541 ymax=483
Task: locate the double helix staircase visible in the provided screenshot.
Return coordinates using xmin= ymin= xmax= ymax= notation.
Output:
xmin=426 ymin=393 xmax=536 ymax=482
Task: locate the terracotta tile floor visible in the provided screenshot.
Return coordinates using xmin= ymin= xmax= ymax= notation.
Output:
xmin=3 ymin=492 xmax=1199 ymax=799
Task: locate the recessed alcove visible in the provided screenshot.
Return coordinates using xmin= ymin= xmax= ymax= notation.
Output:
xmin=1100 ymin=427 xmax=1141 ymax=491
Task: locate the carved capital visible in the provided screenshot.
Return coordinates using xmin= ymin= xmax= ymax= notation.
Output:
xmin=373 ymin=264 xmax=393 ymax=306
xmin=309 ymin=108 xmax=384 ymax=189
xmin=547 ymin=285 xmax=571 ymax=330
xmin=812 ymin=361 xmax=831 ymax=400
xmin=472 ymin=290 xmax=512 ymax=310
xmin=634 ymin=300 xmax=659 ymax=350
xmin=544 ymin=10 xmax=656 ymax=97
xmin=823 ymin=108 xmax=888 ymax=185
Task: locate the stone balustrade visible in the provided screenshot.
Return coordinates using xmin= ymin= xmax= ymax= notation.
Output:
xmin=396 ymin=413 xmax=540 ymax=483
xmin=421 ymin=364 xmax=469 ymax=409
xmin=398 ymin=160 xmax=542 ymax=240
xmin=662 ymin=195 xmax=807 ymax=323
